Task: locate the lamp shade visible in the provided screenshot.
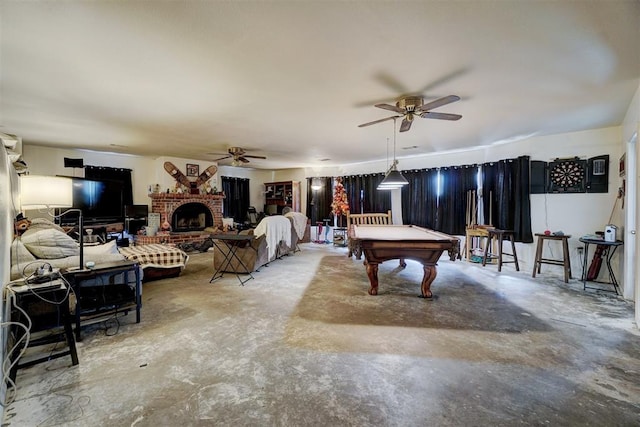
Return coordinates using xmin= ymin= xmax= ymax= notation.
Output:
xmin=377 ymin=167 xmax=408 ymax=190
xmin=20 ymin=175 xmax=73 ymax=209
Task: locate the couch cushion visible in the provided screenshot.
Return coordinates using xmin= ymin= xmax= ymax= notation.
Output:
xmin=21 ymin=227 xmax=79 ymax=259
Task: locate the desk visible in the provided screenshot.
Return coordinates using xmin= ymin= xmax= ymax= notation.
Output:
xmin=210 ymin=234 xmax=256 ymax=285
xmin=6 ymin=278 xmax=79 ymax=382
xmin=579 ymin=238 xmax=624 ymax=295
xmin=532 ymin=233 xmax=572 ymax=283
xmin=351 ymin=225 xmax=459 ymax=299
xmin=63 ymin=261 xmax=141 ymax=341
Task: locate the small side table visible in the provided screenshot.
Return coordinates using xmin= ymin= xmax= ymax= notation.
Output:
xmin=63 ymin=260 xmax=141 ymax=341
xmin=210 ymin=234 xmax=256 ymax=285
xmin=532 ymin=233 xmax=572 ymax=283
xmin=333 ymin=227 xmax=347 ymax=247
xmin=6 ymin=278 xmax=79 ymax=382
xmin=579 ymin=237 xmax=624 ymax=295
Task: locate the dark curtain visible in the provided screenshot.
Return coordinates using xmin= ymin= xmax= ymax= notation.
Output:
xmin=343 ymin=173 xmax=390 ymax=215
xmin=481 ymin=156 xmax=533 ymax=243
xmin=306 ymin=177 xmax=332 ymax=224
xmin=221 ymin=176 xmax=250 ymax=223
xmin=437 ymin=165 xmax=479 ymax=235
xmin=84 ymin=165 xmax=133 ymax=215
xmin=401 ymin=168 xmax=439 ymax=229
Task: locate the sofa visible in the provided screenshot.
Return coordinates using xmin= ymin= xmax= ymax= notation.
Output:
xmin=10 ymin=218 xmax=188 ymax=282
xmin=10 ymin=218 xmax=128 ymax=281
xmin=212 ymin=214 xmax=303 ymax=274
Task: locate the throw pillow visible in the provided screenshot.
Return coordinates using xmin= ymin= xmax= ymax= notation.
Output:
xmin=84 ymin=240 xmax=119 ymax=256
xmin=21 ymin=228 xmax=79 ymax=259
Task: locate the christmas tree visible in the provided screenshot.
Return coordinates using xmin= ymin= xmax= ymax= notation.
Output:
xmin=331 ymin=177 xmax=349 ymax=226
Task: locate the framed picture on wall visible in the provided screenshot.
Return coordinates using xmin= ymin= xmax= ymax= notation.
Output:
xmin=186 ymin=163 xmax=199 ymax=177
xmin=619 ymin=153 xmax=625 ymax=177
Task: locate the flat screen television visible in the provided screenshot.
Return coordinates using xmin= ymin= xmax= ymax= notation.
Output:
xmin=56 ymin=177 xmax=125 ymax=225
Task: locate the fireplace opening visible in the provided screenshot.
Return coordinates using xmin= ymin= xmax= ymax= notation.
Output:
xmin=172 ymin=202 xmax=213 ymax=232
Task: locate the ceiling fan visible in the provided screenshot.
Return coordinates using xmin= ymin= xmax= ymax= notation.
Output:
xmin=212 ymin=147 xmax=266 ymax=166
xmin=358 ymin=95 xmax=462 ymax=132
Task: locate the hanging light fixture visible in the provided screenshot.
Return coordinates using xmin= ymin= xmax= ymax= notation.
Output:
xmin=377 ymin=118 xmax=408 ymax=190
xmin=310 ymin=177 xmax=323 ymax=190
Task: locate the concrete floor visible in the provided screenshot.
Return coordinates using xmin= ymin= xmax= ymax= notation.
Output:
xmin=3 ymin=243 xmax=640 ymax=426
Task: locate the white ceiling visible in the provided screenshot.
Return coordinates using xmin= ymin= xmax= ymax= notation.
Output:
xmin=1 ymin=1 xmax=639 ymax=170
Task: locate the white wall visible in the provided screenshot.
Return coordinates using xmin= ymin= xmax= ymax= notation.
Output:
xmin=621 ymin=82 xmax=640 ymax=318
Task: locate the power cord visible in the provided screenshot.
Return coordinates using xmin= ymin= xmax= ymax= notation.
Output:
xmin=1 ymin=294 xmax=32 ymax=407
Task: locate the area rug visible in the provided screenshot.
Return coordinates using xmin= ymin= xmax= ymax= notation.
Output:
xmin=285 ymin=254 xmax=554 ymax=364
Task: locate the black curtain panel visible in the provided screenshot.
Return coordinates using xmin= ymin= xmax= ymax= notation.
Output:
xmin=221 ymin=176 xmax=250 ymax=223
xmin=84 ymin=165 xmax=133 ymax=209
xmin=401 ymin=169 xmax=439 ymax=228
xmin=437 ymin=165 xmax=479 ymax=235
xmin=481 ymin=156 xmax=533 ymax=243
xmin=343 ymin=173 xmax=390 ymax=214
xmin=306 ymin=177 xmax=332 ymax=224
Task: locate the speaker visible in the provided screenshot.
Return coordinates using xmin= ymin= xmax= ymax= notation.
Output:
xmin=530 ymin=160 xmax=547 ymax=194
xmin=64 ymin=157 xmax=84 ymax=168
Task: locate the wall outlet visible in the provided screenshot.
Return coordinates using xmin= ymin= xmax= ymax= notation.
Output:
xmin=576 ymin=247 xmax=584 ymax=255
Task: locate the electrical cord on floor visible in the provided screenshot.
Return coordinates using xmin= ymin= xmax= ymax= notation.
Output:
xmin=103 ymin=313 xmax=121 ymax=337
xmin=1 ymin=295 xmax=33 ymax=407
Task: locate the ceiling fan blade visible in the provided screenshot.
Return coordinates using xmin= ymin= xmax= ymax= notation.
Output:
xmin=374 ymin=71 xmax=410 ymax=95
xmin=417 ymin=95 xmax=460 ymax=113
xmin=375 ymin=103 xmax=405 ymax=114
xmin=399 ymin=116 xmax=413 ymax=132
xmin=213 ymin=155 xmax=232 ymax=161
xmin=358 ymin=115 xmax=401 ymax=128
xmin=244 ymin=155 xmax=267 ymax=159
xmin=238 ymin=157 xmax=251 ymax=163
xmin=421 ymin=112 xmax=462 ymax=121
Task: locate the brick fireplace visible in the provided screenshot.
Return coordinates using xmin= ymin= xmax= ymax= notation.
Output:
xmin=135 ymin=192 xmax=224 ymax=246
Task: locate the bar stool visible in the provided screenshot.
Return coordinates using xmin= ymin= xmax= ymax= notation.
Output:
xmin=482 ymin=229 xmax=519 ymax=272
xmin=532 ymin=233 xmax=572 ymax=283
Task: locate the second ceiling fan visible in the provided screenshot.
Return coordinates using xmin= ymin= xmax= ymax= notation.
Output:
xmin=359 ymin=95 xmax=462 ymax=132
xmin=213 ymin=147 xmax=266 ymax=166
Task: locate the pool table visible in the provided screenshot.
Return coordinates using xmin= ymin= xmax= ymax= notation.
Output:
xmin=350 ymin=225 xmax=460 ymax=299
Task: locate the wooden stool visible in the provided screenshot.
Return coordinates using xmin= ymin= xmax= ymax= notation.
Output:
xmin=482 ymin=229 xmax=519 ymax=271
xmin=532 ymin=233 xmax=572 ymax=283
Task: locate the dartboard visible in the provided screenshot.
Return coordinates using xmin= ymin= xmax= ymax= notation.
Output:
xmin=548 ymin=158 xmax=586 ymax=193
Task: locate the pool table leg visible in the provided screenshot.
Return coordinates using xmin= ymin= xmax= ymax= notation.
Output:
xmin=365 ymin=262 xmax=379 ymax=295
xmin=420 ymin=265 xmax=437 ymax=299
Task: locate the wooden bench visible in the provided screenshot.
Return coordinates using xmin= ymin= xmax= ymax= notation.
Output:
xmin=346 ymin=210 xmax=392 ymax=259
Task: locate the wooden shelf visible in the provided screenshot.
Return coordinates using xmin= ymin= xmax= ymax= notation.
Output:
xmin=264 ymin=181 xmax=300 ymax=214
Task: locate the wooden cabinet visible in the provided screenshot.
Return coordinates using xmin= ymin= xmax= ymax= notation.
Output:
xmin=264 ymin=181 xmax=300 ymax=214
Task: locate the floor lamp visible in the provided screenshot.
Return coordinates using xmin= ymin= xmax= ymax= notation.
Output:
xmin=20 ymin=175 xmax=85 ymax=270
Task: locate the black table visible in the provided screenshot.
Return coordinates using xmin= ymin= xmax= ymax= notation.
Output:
xmin=579 ymin=237 xmax=624 ymax=295
xmin=210 ymin=234 xmax=256 ymax=285
xmin=6 ymin=277 xmax=79 ymax=383
xmin=63 ymin=260 xmax=141 ymax=341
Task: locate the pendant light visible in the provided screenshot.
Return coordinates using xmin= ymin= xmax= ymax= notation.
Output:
xmin=377 ymin=117 xmax=408 ymax=190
